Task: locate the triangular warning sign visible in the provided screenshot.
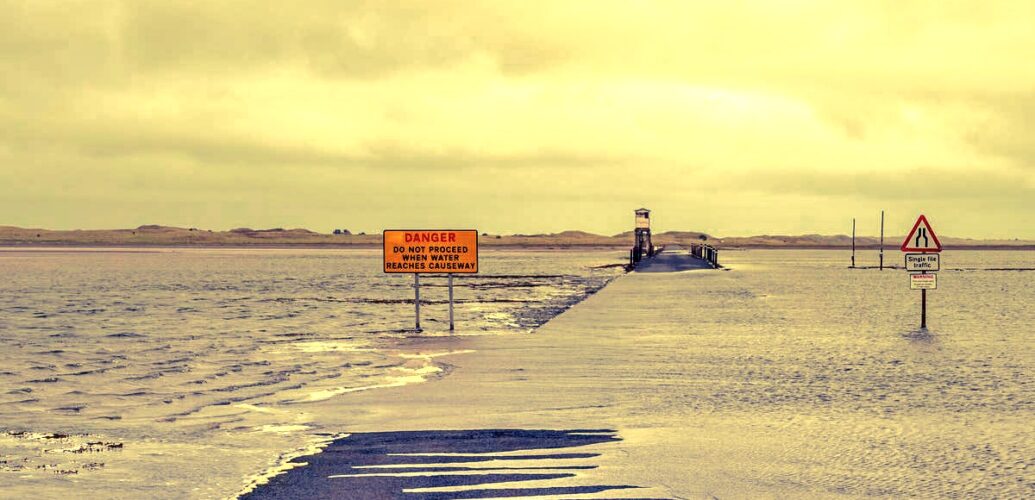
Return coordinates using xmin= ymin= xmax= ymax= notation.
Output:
xmin=901 ymin=215 xmax=942 ymax=252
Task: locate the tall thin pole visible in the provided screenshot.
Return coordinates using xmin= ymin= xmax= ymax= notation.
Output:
xmin=448 ymin=273 xmax=455 ymax=331
xmin=921 ymin=288 xmax=927 ymax=329
xmin=414 ymin=273 xmax=421 ymax=332
xmin=851 ymin=218 xmax=856 ymax=268
xmin=879 ymin=210 xmax=885 ymax=271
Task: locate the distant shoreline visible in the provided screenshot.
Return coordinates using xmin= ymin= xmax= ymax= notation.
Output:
xmin=4 ymin=241 xmax=1030 ymax=250
xmin=2 ymin=224 xmax=1033 ymax=250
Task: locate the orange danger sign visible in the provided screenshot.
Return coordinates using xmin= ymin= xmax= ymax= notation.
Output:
xmin=383 ymin=230 xmax=479 ymax=274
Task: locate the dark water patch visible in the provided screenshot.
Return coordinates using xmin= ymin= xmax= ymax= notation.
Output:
xmin=106 ymin=332 xmax=146 ymax=339
xmin=64 ymin=308 xmax=106 ymax=315
xmin=462 ymin=281 xmax=560 ymax=290
xmin=151 ymin=356 xmax=193 ymax=366
xmin=159 ymin=389 xmax=293 ymax=421
xmin=95 ymin=355 xmax=129 ymax=363
xmin=63 ymin=441 xmax=123 ymax=453
xmin=139 ymin=344 xmax=172 ymax=353
xmin=457 ymin=274 xmax=569 ymax=279
xmin=119 ymin=390 xmax=152 ymax=397
xmin=210 ymin=374 xmax=294 ymax=393
xmin=7 ymin=388 xmax=32 ymax=394
xmin=65 ymin=366 xmax=123 ymax=376
xmin=258 ymin=297 xmax=349 ymax=304
xmin=901 ymin=328 xmax=937 ymax=344
xmin=26 ymin=377 xmax=62 ymax=384
xmin=237 ymin=361 xmax=272 ymax=368
xmin=243 ymin=429 xmax=641 ymax=500
xmin=339 ymin=297 xmax=538 ymax=306
xmin=1 ymin=398 xmax=40 ymax=405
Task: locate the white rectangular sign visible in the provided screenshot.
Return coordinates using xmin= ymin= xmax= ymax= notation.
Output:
xmin=905 ymin=253 xmax=940 ymax=272
xmin=910 ymin=273 xmax=937 ymax=290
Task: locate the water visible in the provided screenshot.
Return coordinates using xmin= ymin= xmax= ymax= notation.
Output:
xmin=0 ymin=247 xmax=625 ymax=498
xmin=1 ymin=248 xmax=1031 ymax=498
xmin=602 ymin=249 xmax=1035 ymax=497
xmin=282 ymin=248 xmax=1034 ymax=498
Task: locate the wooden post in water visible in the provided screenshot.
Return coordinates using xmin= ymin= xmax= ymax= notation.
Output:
xmin=879 ymin=210 xmax=885 ymax=271
xmin=851 ymin=218 xmax=856 ymax=268
xmin=414 ymin=273 xmax=422 ymax=332
xmin=448 ymin=273 xmax=455 ymax=331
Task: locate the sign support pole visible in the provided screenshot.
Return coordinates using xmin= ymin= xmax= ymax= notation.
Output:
xmin=921 ymin=288 xmax=927 ymax=329
xmin=414 ymin=273 xmax=421 ymax=332
xmin=448 ymin=273 xmax=455 ymax=331
xmin=879 ymin=210 xmax=885 ymax=271
xmin=851 ymin=218 xmax=856 ymax=268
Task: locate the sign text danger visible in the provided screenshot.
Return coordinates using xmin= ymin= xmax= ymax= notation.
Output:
xmin=383 ymin=230 xmax=479 ymax=274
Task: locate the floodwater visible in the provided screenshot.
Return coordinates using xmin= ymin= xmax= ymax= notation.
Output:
xmin=0 ymin=247 xmax=624 ymax=498
xmin=1 ymin=248 xmax=1032 ymax=498
xmin=273 ymin=249 xmax=1035 ymax=499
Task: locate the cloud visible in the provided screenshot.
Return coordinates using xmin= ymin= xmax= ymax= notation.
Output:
xmin=1 ymin=1 xmax=1035 ymax=237
xmin=732 ymin=166 xmax=1035 ymax=202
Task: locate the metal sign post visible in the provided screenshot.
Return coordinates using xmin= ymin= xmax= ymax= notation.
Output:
xmin=879 ymin=210 xmax=885 ymax=271
xmin=414 ymin=273 xmax=421 ymax=332
xmin=448 ymin=274 xmax=455 ymax=331
xmin=922 ymin=289 xmax=927 ymax=329
xmin=851 ymin=218 xmax=856 ymax=268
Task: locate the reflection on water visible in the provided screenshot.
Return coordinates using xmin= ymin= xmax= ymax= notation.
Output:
xmin=241 ymin=429 xmax=642 ymax=500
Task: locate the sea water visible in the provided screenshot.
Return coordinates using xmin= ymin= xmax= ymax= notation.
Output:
xmin=0 ymin=247 xmax=625 ymax=498
xmin=2 ymin=248 xmax=1031 ymax=498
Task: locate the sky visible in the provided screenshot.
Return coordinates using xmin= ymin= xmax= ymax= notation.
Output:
xmin=2 ymin=1 xmax=1034 ymax=238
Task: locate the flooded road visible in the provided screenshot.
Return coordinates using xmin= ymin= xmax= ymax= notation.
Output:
xmin=296 ymin=249 xmax=1034 ymax=498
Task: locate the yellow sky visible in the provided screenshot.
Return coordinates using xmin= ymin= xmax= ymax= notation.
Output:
xmin=2 ymin=1 xmax=1034 ymax=238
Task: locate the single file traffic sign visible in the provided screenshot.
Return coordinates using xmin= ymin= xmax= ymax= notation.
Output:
xmin=905 ymin=253 xmax=940 ymax=272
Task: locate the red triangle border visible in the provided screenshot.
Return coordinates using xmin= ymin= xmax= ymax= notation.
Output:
xmin=900 ymin=214 xmax=943 ymax=252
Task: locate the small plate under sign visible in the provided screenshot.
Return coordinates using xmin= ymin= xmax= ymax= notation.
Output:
xmin=910 ymin=273 xmax=937 ymax=290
